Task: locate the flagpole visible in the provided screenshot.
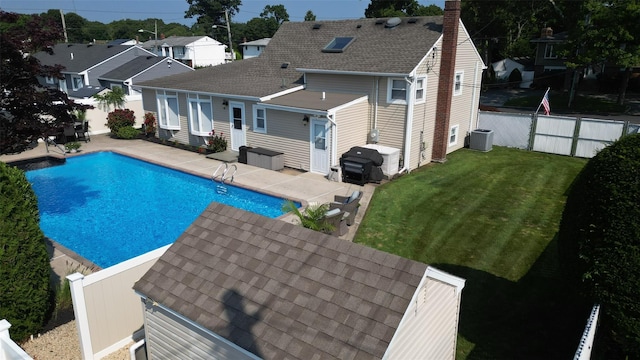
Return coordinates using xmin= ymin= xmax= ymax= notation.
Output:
xmin=535 ymin=87 xmax=551 ymax=115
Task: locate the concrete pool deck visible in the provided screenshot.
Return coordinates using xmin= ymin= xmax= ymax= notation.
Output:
xmin=1 ymin=134 xmax=377 ymax=281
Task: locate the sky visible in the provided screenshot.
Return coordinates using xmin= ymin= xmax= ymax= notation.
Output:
xmin=0 ymin=0 xmax=445 ymax=26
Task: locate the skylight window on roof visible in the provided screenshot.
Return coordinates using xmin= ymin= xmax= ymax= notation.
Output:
xmin=322 ymin=37 xmax=355 ymax=53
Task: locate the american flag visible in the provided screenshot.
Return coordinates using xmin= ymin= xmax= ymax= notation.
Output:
xmin=541 ymin=90 xmax=551 ymax=115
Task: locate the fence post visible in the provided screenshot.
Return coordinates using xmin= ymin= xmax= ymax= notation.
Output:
xmin=68 ymin=272 xmax=93 ymax=359
xmin=528 ymin=113 xmax=537 ymax=151
xmin=570 ymin=117 xmax=582 ymax=157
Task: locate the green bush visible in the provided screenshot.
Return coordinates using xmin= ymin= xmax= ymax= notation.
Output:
xmin=0 ymin=162 xmax=51 ymax=341
xmin=558 ymin=134 xmax=640 ymax=357
xmin=115 ymin=125 xmax=140 ymax=139
xmin=106 ymin=108 xmax=136 ymax=135
xmin=206 ymin=130 xmax=227 ymax=153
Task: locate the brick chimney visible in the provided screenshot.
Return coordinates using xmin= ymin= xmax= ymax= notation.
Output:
xmin=432 ymin=0 xmax=461 ymax=162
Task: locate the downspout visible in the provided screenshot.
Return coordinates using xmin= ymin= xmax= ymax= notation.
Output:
xmin=327 ymin=112 xmax=337 ymax=169
xmin=469 ymin=60 xmax=480 ymax=133
xmin=129 ymin=339 xmax=145 ymax=360
xmin=373 ymin=77 xmax=379 ymax=132
xmin=401 ymin=76 xmax=416 ymax=173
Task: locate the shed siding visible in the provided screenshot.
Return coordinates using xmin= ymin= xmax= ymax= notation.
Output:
xmin=334 ymin=100 xmax=370 ymax=165
xmin=384 ymin=278 xmax=460 ymax=360
xmin=246 ymin=109 xmax=310 ymax=171
xmin=144 ymin=303 xmax=254 ymax=360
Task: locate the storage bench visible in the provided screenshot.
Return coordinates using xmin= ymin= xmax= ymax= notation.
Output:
xmin=246 ymin=147 xmax=284 ymax=171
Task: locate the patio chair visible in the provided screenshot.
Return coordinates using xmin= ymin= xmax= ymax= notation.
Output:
xmin=75 ymin=122 xmax=90 ymax=142
xmin=63 ymin=125 xmax=76 ymax=143
xmin=321 ymin=208 xmax=348 ymax=237
xmin=329 ymin=190 xmax=362 ymax=226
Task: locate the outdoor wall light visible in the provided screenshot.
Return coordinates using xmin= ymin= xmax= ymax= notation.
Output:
xmin=302 ymin=115 xmax=310 ymax=126
xmin=222 ymin=100 xmax=229 ymax=106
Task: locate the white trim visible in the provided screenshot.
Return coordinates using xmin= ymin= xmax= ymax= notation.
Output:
xmin=258 ymin=103 xmax=326 ymax=116
xmin=188 ymin=94 xmax=214 ymax=137
xmin=136 ymin=294 xmax=262 ymax=360
xmin=544 ymin=44 xmax=558 ymax=59
xmin=297 ymin=68 xmax=410 ymax=77
xmin=415 ymin=76 xmax=426 ymax=104
xmin=259 ymin=85 xmax=305 ymax=101
xmin=45 ymin=76 xmax=55 ymax=84
xmin=449 ymin=124 xmax=459 ymax=146
xmin=157 ymin=91 xmax=180 ymax=130
xmin=138 ymin=85 xmax=260 ymax=102
xmin=68 ymin=273 xmax=93 ymax=360
xmin=425 ymin=266 xmax=466 ymax=294
xmin=403 ymin=77 xmax=415 ymax=170
xmin=454 ymin=71 xmax=463 ymax=96
xmin=387 ymin=78 xmax=408 ymax=104
xmin=252 ymin=105 xmax=267 ymax=133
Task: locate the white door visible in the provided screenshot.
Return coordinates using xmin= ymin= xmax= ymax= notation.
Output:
xmin=228 ymin=102 xmax=246 ymax=151
xmin=311 ymin=118 xmax=329 ymax=174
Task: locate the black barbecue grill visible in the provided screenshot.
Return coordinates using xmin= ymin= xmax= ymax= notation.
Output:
xmin=340 ymin=146 xmax=384 ymax=185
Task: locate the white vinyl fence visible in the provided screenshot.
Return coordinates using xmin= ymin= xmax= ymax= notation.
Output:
xmin=477 ymin=111 xmax=639 ymax=158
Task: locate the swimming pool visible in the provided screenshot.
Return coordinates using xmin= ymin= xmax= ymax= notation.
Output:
xmin=25 ymin=152 xmax=296 ymax=268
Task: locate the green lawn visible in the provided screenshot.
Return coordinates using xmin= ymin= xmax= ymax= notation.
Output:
xmin=354 ymin=147 xmax=591 ymax=359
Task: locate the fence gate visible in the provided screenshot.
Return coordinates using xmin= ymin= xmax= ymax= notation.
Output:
xmin=532 ymin=115 xmax=576 ymax=156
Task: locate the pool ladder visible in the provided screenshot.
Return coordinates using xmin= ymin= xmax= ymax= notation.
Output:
xmin=212 ymin=162 xmax=237 ymax=194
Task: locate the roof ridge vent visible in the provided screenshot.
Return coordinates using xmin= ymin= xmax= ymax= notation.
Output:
xmin=385 ymin=17 xmax=401 ymax=28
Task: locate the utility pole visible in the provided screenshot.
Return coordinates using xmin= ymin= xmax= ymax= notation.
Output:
xmin=224 ymin=10 xmax=233 ymax=61
xmin=60 ymin=9 xmax=68 ymax=43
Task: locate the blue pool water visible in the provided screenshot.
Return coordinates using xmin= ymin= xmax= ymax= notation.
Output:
xmin=25 ymin=152 xmax=295 ymax=268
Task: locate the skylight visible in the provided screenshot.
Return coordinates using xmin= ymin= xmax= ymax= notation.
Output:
xmin=322 ymin=37 xmax=355 ymax=53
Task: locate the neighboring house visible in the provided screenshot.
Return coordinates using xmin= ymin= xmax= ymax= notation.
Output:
xmin=240 ymin=38 xmax=271 ymax=59
xmin=98 ymin=56 xmax=193 ymax=98
xmin=491 ymin=58 xmax=534 ymax=88
xmin=133 ymin=202 xmax=466 ymax=359
xmin=531 ymin=27 xmax=569 ymax=78
xmin=34 ymin=43 xmax=155 ymax=98
xmin=139 ymin=36 xmax=227 ymax=68
xmin=138 ymin=0 xmax=484 ymax=176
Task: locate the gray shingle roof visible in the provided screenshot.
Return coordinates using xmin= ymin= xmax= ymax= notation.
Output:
xmin=136 ymin=17 xmax=444 ymax=98
xmin=133 ymin=202 xmax=428 ymax=359
xmin=263 ymin=90 xmax=366 ymax=112
xmin=137 ymin=57 xmax=304 ymax=98
xmin=33 ymin=43 xmax=140 ymax=73
xmin=99 ymin=56 xmax=166 ymax=81
xmin=266 ymin=17 xmax=443 ymax=75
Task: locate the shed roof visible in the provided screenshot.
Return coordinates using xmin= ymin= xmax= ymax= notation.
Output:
xmin=133 ymin=202 xmax=429 ymax=359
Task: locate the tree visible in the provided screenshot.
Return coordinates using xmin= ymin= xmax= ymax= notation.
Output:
xmin=93 ymin=87 xmax=126 ymax=111
xmin=304 ymin=10 xmax=316 ymax=21
xmin=0 ymin=162 xmax=51 ymax=341
xmin=558 ymin=134 xmax=640 ymax=357
xmin=563 ymin=0 xmax=640 ymax=105
xmin=260 ymin=4 xmax=289 ymax=25
xmin=364 ymin=0 xmax=442 ymax=18
xmin=185 ymin=0 xmax=241 ymax=31
xmin=0 ymin=11 xmax=87 ymax=155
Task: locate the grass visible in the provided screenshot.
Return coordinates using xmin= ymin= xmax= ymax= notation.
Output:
xmin=503 ymin=91 xmax=628 ymax=114
xmin=354 ymin=147 xmax=591 ymax=359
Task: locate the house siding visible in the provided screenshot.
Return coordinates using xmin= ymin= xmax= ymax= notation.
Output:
xmin=246 ymin=109 xmax=310 ymax=171
xmin=84 ymin=47 xmax=148 ymax=86
xmin=448 ymin=24 xmax=484 ymax=154
xmin=334 ymin=100 xmax=370 ymax=165
xmin=143 ymin=302 xmax=255 ymax=360
xmin=384 ymin=278 xmax=460 ymax=360
xmin=409 ymin=50 xmax=439 ymax=169
xmin=375 ymin=77 xmax=408 ymax=153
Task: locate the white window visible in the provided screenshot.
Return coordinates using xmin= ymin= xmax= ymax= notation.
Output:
xmin=157 ymin=91 xmax=180 ymax=130
xmin=415 ymin=76 xmax=426 ymax=103
xmin=387 ymin=78 xmax=407 ymax=104
xmin=71 ymin=76 xmax=84 ymax=91
xmin=45 ymin=76 xmax=55 ymax=84
xmin=454 ymin=71 xmax=463 ymax=96
xmin=544 ymin=44 xmax=557 ymax=59
xmin=174 ymin=47 xmax=185 ymax=56
xmin=449 ymin=125 xmax=459 ymax=146
xmin=253 ymin=106 xmax=266 ymax=133
xmin=188 ymin=94 xmax=213 ymax=136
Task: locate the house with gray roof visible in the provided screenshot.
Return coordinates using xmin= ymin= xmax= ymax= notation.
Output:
xmin=138 ymin=35 xmax=227 ymax=68
xmin=98 ymin=55 xmax=193 ymax=97
xmin=133 ymin=202 xmax=466 ymax=359
xmin=138 ymin=0 xmax=483 ymax=177
xmin=240 ymin=38 xmax=271 ymax=59
xmin=34 ymin=43 xmax=155 ymax=98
